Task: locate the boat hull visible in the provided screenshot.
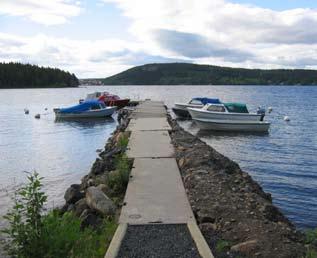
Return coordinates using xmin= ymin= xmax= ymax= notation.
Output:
xmin=194 ymin=119 xmax=270 ymax=132
xmin=54 ymin=106 xmax=116 ymax=119
xmin=188 ymin=107 xmax=262 ymax=121
xmin=172 ymin=107 xmax=191 ymax=118
xmin=104 ymin=99 xmax=130 ymax=109
xmin=172 ymin=103 xmax=204 ymax=118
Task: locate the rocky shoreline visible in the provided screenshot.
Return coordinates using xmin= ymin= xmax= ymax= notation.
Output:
xmin=60 ymin=106 xmax=307 ymax=258
xmin=60 ymin=109 xmax=131 ymax=229
xmin=168 ymin=114 xmax=306 ymax=258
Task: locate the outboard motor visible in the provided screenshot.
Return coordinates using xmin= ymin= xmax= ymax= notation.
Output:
xmin=257 ymin=107 xmax=266 ymax=121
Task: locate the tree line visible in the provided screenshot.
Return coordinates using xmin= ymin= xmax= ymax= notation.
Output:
xmin=0 ymin=62 xmax=79 ymax=88
xmin=101 ymin=63 xmax=317 ymax=85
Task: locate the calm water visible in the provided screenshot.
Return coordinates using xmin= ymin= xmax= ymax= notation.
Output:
xmin=0 ymin=86 xmax=316 ymax=230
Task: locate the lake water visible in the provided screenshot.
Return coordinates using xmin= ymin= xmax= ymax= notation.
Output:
xmin=0 ymin=86 xmax=316 ymax=230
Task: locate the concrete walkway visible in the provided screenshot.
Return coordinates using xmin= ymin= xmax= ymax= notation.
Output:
xmin=105 ymin=100 xmax=214 ymax=258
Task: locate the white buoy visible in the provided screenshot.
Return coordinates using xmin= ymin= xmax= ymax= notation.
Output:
xmin=35 ymin=114 xmax=41 ymax=119
xmin=24 ymin=108 xmax=29 ymax=114
xmin=268 ymin=107 xmax=273 ymax=113
xmin=284 ymin=116 xmax=290 ymax=122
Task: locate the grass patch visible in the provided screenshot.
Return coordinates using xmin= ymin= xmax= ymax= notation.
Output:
xmin=41 ymin=211 xmax=117 ymax=258
xmin=303 ymin=228 xmax=317 ymax=258
xmin=216 ymin=239 xmax=231 ymax=253
xmin=117 ymin=133 xmax=129 ymax=149
xmin=107 ymin=153 xmax=131 ymax=194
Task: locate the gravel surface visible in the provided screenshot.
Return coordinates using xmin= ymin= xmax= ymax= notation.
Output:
xmin=117 ymin=224 xmax=201 ymax=258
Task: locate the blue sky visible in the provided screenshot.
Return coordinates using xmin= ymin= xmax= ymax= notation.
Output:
xmin=1 ymin=0 xmax=317 ymax=78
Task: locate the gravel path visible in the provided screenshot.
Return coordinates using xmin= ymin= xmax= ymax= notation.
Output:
xmin=117 ymin=224 xmax=201 ymax=258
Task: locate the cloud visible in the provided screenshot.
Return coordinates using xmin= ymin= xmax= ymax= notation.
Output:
xmin=0 ymin=32 xmax=189 ymax=78
xmin=2 ymin=0 xmax=317 ymax=77
xmin=0 ymin=0 xmax=81 ymax=25
xmin=102 ymin=0 xmax=317 ymax=69
xmin=153 ymin=29 xmax=253 ymax=62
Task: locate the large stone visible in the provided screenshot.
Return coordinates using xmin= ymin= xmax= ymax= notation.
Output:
xmin=86 ymin=186 xmax=116 ymax=215
xmin=230 ymin=239 xmax=258 ymax=254
xmin=79 ymin=209 xmax=102 ymax=229
xmin=74 ymin=198 xmax=88 ymax=217
xmin=64 ymin=184 xmax=84 ymax=204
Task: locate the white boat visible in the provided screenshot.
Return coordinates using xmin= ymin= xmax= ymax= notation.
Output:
xmin=188 ymin=102 xmax=264 ymax=121
xmin=172 ymin=97 xmax=221 ymax=118
xmin=54 ymin=100 xmax=116 ymax=119
xmin=194 ymin=118 xmax=270 ymax=132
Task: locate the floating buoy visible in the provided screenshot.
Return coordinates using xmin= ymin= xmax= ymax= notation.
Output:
xmin=44 ymin=108 xmax=48 ymax=111
xmin=268 ymin=107 xmax=273 ymax=113
xmin=35 ymin=114 xmax=41 ymax=119
xmin=284 ymin=116 xmax=290 ymax=122
xmin=24 ymin=108 xmax=29 ymax=114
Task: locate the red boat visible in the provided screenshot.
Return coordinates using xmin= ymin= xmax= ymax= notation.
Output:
xmin=85 ymin=92 xmax=130 ymax=109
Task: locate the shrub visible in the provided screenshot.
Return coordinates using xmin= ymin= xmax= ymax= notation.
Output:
xmin=1 ymin=171 xmax=117 ymax=258
xmin=1 ymin=171 xmax=47 ymax=257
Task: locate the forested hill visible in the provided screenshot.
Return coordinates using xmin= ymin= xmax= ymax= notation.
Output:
xmin=0 ymin=62 xmax=79 ymax=88
xmin=101 ymin=63 xmax=317 ymax=85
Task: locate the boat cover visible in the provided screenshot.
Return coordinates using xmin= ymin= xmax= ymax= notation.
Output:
xmin=193 ymin=98 xmax=221 ymax=104
xmin=59 ymin=100 xmax=103 ymax=113
xmin=224 ymin=102 xmax=249 ymax=113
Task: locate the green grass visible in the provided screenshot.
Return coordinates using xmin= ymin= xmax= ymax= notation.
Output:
xmin=216 ymin=239 xmax=231 ymax=253
xmin=107 ymin=154 xmax=131 ymax=194
xmin=117 ymin=133 xmax=129 ymax=149
xmin=303 ymin=228 xmax=317 ymax=258
xmin=40 ymin=211 xmax=117 ymax=258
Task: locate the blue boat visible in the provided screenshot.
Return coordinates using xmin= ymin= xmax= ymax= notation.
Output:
xmin=54 ymin=100 xmax=116 ymax=119
xmin=172 ymin=97 xmax=221 ymax=118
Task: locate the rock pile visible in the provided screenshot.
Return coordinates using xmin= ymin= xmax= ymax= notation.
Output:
xmin=168 ymin=115 xmax=306 ymax=258
xmin=61 ymin=109 xmax=131 ymax=228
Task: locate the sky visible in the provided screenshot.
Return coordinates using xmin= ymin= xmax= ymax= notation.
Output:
xmin=1 ymin=0 xmax=317 ymax=78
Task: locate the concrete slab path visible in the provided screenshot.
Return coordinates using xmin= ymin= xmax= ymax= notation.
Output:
xmin=105 ymin=100 xmax=214 ymax=258
xmin=127 ymin=117 xmax=171 ymax=131
xmin=127 ymin=131 xmax=174 ymax=158
xmin=119 ymin=158 xmax=194 ymax=224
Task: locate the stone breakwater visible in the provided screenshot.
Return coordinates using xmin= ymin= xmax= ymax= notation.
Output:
xmin=61 ymin=109 xmax=131 ymax=228
xmin=60 ymin=105 xmax=306 ymax=258
xmin=168 ymin=115 xmax=306 ymax=258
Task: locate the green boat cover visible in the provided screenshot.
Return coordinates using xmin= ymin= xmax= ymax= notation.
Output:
xmin=224 ymin=102 xmax=249 ymax=113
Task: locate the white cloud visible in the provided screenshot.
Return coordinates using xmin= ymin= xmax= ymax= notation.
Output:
xmin=101 ymin=0 xmax=317 ymax=69
xmin=0 ymin=32 xmax=187 ymax=77
xmin=0 ymin=0 xmax=81 ymax=25
xmin=1 ymin=0 xmax=317 ymax=77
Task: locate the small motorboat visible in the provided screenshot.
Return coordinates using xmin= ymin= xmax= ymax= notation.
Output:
xmin=194 ymin=118 xmax=270 ymax=132
xmin=85 ymin=92 xmax=130 ymax=109
xmin=188 ymin=102 xmax=264 ymax=121
xmin=172 ymin=97 xmax=222 ymax=118
xmin=54 ymin=100 xmax=116 ymax=119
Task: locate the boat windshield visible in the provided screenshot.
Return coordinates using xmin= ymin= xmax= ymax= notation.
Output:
xmin=189 ymin=99 xmax=203 ymax=104
xmin=90 ymin=104 xmax=101 ymax=110
xmin=224 ymin=103 xmax=249 ymax=113
xmin=207 ymin=105 xmax=226 ymax=112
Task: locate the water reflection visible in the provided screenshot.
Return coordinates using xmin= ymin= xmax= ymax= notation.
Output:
xmin=54 ymin=117 xmax=116 ymax=128
xmin=196 ymin=129 xmax=270 ymax=137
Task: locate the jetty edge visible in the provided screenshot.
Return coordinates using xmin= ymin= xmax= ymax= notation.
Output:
xmin=59 ymin=100 xmax=307 ymax=258
xmin=168 ymin=114 xmax=306 ymax=258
